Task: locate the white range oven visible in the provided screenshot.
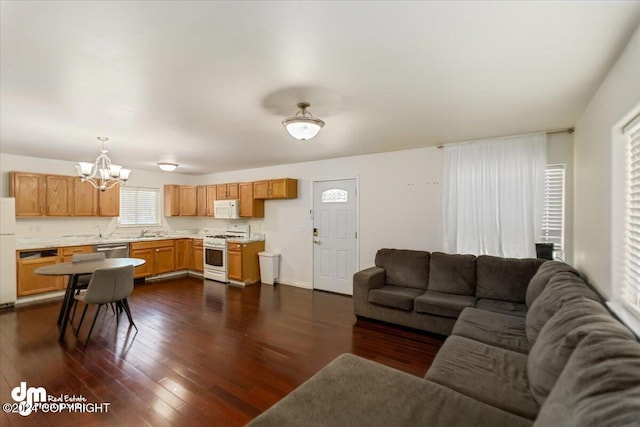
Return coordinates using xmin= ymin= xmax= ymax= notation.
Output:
xmin=203 ymin=224 xmax=250 ymax=283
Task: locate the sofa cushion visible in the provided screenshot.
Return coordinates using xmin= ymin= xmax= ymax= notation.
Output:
xmin=368 ymin=285 xmax=424 ymax=311
xmin=525 ymin=272 xmax=599 ymax=344
xmin=375 ymin=249 xmax=430 ymax=290
xmin=533 ymin=333 xmax=640 ymax=427
xmin=425 ymin=336 xmax=539 ymax=420
xmin=414 ymin=291 xmax=477 ymax=318
xmin=248 ymin=353 xmax=533 ymax=427
xmin=428 ymin=252 xmax=476 ymax=296
xmin=452 ymin=307 xmax=529 ymax=354
xmin=527 ymin=298 xmax=634 ymax=405
xmin=476 ymin=299 xmax=527 ymax=317
xmin=476 ymin=255 xmax=545 ymax=303
xmin=526 ymin=261 xmax=579 ymax=307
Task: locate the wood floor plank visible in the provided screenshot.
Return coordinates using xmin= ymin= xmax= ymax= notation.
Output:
xmin=0 ymin=276 xmax=444 ymax=425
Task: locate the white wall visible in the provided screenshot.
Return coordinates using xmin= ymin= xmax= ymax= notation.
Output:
xmin=573 ymin=24 xmax=640 ymax=298
xmin=0 ymin=153 xmax=200 ymax=238
xmin=200 ymin=147 xmax=444 ymax=288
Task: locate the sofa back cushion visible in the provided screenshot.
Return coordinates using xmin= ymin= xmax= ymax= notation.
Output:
xmin=476 ymin=255 xmax=545 ymax=303
xmin=375 ymin=249 xmax=430 ymax=290
xmin=526 ymin=260 xmax=579 ymax=308
xmin=428 ymin=252 xmax=476 ymax=296
xmin=533 ymin=332 xmax=640 ymax=427
xmin=527 ymin=297 xmax=634 ymax=405
xmin=525 ymin=272 xmax=599 ymax=344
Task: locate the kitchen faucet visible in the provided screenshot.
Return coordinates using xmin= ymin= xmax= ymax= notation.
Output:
xmin=140 ymin=229 xmax=152 ymax=237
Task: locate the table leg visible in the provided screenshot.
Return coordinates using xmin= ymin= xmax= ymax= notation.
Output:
xmin=58 ymin=275 xmax=78 ymax=341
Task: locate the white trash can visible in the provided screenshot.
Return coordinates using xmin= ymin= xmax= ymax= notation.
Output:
xmin=258 ymin=252 xmax=280 ymax=285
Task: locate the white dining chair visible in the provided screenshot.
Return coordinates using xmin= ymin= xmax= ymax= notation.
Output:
xmin=74 ymin=264 xmax=136 ymax=345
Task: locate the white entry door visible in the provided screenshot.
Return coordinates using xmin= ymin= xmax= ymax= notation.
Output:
xmin=313 ymin=179 xmax=358 ymax=295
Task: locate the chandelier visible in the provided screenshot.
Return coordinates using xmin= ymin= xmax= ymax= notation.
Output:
xmin=75 ymin=137 xmax=131 ymax=191
xmin=282 ymin=102 xmax=325 ymax=141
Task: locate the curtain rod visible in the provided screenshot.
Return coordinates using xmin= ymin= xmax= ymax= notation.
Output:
xmin=437 ymin=127 xmax=575 ymax=149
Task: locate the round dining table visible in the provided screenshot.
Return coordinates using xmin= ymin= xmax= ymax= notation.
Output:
xmin=35 ymin=258 xmax=145 ymax=342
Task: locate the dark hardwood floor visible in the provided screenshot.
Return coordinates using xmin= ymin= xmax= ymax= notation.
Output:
xmin=0 ymin=276 xmax=444 ymax=426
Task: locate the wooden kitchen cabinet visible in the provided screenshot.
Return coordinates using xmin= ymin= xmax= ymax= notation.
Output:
xmin=164 ymin=185 xmax=181 ymax=216
xmin=45 ymin=175 xmax=74 ymax=216
xmin=193 ymin=239 xmax=203 ymax=272
xmin=197 ymin=185 xmax=207 ymax=216
xmin=11 ymin=172 xmax=75 ymax=217
xmin=239 ymin=182 xmax=264 ymax=218
xmin=180 ymin=186 xmax=197 ymax=216
xmin=130 ymin=240 xmax=175 ymax=278
xmin=253 ymin=178 xmax=297 ymax=199
xmin=74 ymin=179 xmax=119 ymax=217
xmin=74 ymin=178 xmax=98 ymax=216
xmin=216 ymin=184 xmax=228 ymax=200
xmin=11 ymin=172 xmax=46 ymax=216
xmin=206 ymin=185 xmax=217 ymax=216
xmin=174 ymin=238 xmax=194 ymax=270
xmin=164 ymin=185 xmax=197 ymax=216
xmin=98 ymin=185 xmax=120 ymax=216
xmin=61 ymin=245 xmax=94 ymax=262
xmin=227 ymin=241 xmax=265 ymax=285
xmin=16 ymin=249 xmax=63 ymax=296
xmin=227 ymin=183 xmax=239 ymax=199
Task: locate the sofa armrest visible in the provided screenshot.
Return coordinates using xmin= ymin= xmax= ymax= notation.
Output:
xmin=354 ymin=266 xmax=386 ymax=291
xmin=353 ymin=266 xmax=386 ymax=316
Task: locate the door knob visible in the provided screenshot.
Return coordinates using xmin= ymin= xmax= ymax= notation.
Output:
xmin=314 ymin=240 xmax=321 ymax=245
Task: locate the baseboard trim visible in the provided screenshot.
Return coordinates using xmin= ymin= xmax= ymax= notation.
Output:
xmin=276 ymin=279 xmax=312 ymax=289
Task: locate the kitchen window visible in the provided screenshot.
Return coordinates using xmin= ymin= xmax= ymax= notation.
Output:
xmin=540 ymin=164 xmax=565 ymax=260
xmin=119 ymin=186 xmax=161 ymax=226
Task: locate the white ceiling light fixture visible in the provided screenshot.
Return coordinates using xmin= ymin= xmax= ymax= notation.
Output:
xmin=158 ymin=162 xmax=178 ymax=172
xmin=282 ymin=102 xmax=325 ymax=141
xmin=75 ymin=137 xmax=131 ymax=192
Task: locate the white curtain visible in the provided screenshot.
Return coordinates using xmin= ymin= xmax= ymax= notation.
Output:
xmin=443 ymin=133 xmax=546 ymax=258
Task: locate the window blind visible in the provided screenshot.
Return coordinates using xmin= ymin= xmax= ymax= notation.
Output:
xmin=118 ymin=186 xmax=161 ymax=226
xmin=540 ymin=164 xmax=565 ymax=258
xmin=624 ymin=114 xmax=640 ymax=311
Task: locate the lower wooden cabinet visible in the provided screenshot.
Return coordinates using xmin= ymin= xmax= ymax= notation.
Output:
xmin=174 ymin=238 xmax=194 ymax=271
xmin=16 ymin=249 xmax=63 ymax=296
xmin=193 ymin=239 xmax=203 ymax=272
xmin=130 ymin=240 xmax=175 ymax=278
xmin=227 ymin=240 xmax=265 ymax=285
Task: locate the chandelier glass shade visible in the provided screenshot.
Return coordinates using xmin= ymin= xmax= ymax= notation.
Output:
xmin=75 ymin=137 xmax=131 ymax=192
xmin=282 ymin=102 xmax=325 ymax=141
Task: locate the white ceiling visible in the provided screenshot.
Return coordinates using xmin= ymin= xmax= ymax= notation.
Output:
xmin=1 ymin=1 xmax=639 ymax=175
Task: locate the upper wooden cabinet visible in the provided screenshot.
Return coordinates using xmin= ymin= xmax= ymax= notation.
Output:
xmin=206 ymin=185 xmax=217 ymax=216
xmin=75 ymin=179 xmax=120 ymax=217
xmin=45 ymin=175 xmax=74 ymax=216
xmin=11 ymin=172 xmax=46 ymax=216
xmin=11 ymin=172 xmax=119 ymax=217
xmin=239 ymin=182 xmax=264 ymax=218
xmin=98 ymin=185 xmax=120 ymax=217
xmin=215 ymin=183 xmax=239 ymax=201
xmin=74 ymin=178 xmax=98 ymax=216
xmin=197 ymin=185 xmax=207 ymax=216
xmin=11 ymin=172 xmax=74 ymax=217
xmin=254 ymin=178 xmax=298 ymax=199
xmin=164 ymin=185 xmax=196 ymax=216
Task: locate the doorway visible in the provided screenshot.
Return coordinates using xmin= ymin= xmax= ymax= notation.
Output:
xmin=312 ymin=178 xmax=358 ymax=295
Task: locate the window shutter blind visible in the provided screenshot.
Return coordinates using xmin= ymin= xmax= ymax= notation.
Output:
xmin=624 ymin=114 xmax=640 ymax=311
xmin=540 ymin=164 xmax=565 ymax=258
xmin=118 ymin=187 xmax=161 ymax=226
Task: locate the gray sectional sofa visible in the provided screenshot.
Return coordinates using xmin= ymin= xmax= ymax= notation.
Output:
xmin=249 ymin=249 xmax=640 ymax=426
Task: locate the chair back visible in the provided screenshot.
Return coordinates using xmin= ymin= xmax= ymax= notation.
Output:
xmin=72 ymin=252 xmax=106 ymax=263
xmin=83 ymin=265 xmax=134 ymax=304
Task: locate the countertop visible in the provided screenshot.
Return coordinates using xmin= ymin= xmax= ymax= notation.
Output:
xmin=16 ymin=233 xmax=265 ymax=251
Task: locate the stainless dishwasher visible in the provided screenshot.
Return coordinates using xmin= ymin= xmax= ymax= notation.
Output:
xmin=94 ymin=242 xmax=130 ymax=258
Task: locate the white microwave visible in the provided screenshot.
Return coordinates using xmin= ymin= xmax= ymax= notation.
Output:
xmin=213 ymin=199 xmax=239 ymax=219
